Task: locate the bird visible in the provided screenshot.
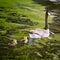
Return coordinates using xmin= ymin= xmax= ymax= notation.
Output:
xmin=29 ymin=28 xmax=50 ymax=38
xmin=28 ymin=9 xmax=50 ymax=44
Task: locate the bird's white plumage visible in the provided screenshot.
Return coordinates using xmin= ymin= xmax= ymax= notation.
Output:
xmin=29 ymin=28 xmax=50 ymax=38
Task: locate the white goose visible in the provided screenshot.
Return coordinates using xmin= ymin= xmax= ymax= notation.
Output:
xmin=28 ymin=9 xmax=50 ymax=44
xmin=29 ymin=28 xmax=50 ymax=38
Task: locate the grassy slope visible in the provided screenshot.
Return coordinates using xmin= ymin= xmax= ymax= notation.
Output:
xmin=0 ymin=0 xmax=45 ymax=39
xmin=0 ymin=0 xmax=60 ymax=60
xmin=0 ymin=0 xmax=60 ymax=40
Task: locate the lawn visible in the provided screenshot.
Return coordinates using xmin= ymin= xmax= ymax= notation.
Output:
xmin=0 ymin=0 xmax=60 ymax=60
xmin=0 ymin=0 xmax=60 ymax=39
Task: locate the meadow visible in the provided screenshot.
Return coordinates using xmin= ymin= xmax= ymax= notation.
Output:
xmin=0 ymin=0 xmax=60 ymax=60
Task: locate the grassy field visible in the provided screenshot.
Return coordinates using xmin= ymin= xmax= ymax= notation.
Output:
xmin=0 ymin=0 xmax=45 ymax=38
xmin=0 ymin=0 xmax=60 ymax=60
xmin=0 ymin=0 xmax=60 ymax=39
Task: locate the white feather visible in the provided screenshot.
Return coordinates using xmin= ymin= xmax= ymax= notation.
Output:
xmin=29 ymin=28 xmax=50 ymax=38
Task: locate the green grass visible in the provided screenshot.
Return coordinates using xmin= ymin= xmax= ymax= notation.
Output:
xmin=53 ymin=33 xmax=60 ymax=40
xmin=0 ymin=0 xmax=45 ymax=39
xmin=0 ymin=0 xmax=60 ymax=60
xmin=0 ymin=0 xmax=60 ymax=40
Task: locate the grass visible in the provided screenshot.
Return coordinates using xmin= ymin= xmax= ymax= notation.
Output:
xmin=0 ymin=0 xmax=45 ymax=39
xmin=0 ymin=0 xmax=60 ymax=40
xmin=0 ymin=1 xmax=60 ymax=60
xmin=53 ymin=33 xmax=60 ymax=40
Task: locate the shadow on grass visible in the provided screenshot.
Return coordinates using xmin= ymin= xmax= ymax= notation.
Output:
xmin=33 ymin=0 xmax=54 ymax=6
xmin=33 ymin=0 xmax=60 ymax=10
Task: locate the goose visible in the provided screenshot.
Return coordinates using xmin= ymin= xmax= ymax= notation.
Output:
xmin=28 ymin=9 xmax=50 ymax=44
